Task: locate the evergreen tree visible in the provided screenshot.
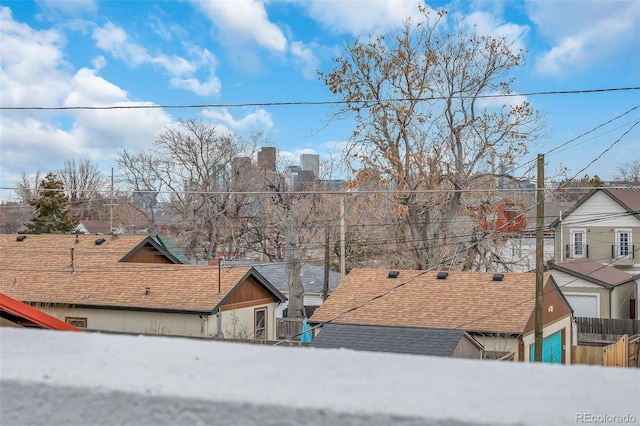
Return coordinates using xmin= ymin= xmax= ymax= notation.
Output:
xmin=25 ymin=172 xmax=78 ymax=234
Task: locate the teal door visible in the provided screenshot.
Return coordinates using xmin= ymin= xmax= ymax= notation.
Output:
xmin=530 ymin=330 xmax=563 ymax=363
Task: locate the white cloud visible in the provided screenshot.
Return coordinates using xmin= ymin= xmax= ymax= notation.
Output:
xmin=192 ymin=0 xmax=287 ymax=52
xmin=62 ymin=68 xmax=173 ymax=151
xmin=527 ymin=0 xmax=640 ymax=77
xmin=291 ymin=41 xmax=320 ymax=80
xmin=170 ymin=77 xmax=221 ymax=97
xmin=92 ymin=55 xmax=106 ymax=70
xmin=202 ymin=108 xmax=273 ymax=130
xmin=302 ymin=0 xmax=426 ymax=36
xmin=0 ymin=8 xmax=172 ymax=196
xmin=0 ymin=7 xmax=70 ymax=107
xmin=92 ymin=22 xmax=222 ymax=97
xmin=64 ymin=68 xmax=128 ymax=106
xmin=92 ymin=22 xmax=194 ymax=76
xmin=462 ymin=11 xmax=528 ymax=53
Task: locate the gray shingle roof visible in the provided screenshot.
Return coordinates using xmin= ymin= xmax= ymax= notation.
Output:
xmin=310 ymin=323 xmax=472 ymax=357
xmin=224 ymin=262 xmax=341 ymax=295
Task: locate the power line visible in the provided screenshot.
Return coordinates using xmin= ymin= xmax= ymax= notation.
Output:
xmin=545 ymin=105 xmax=640 ymax=156
xmin=1 ymin=87 xmax=638 ymax=111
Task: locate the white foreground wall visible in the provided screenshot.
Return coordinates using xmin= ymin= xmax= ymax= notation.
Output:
xmin=1 ymin=328 xmax=639 ymax=426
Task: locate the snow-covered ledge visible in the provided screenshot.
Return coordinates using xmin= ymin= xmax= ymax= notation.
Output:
xmin=1 ymin=328 xmax=638 ymax=426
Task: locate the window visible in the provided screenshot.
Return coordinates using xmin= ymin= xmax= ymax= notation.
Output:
xmin=65 ymin=317 xmax=87 ymax=328
xmin=615 ymin=229 xmax=632 ymax=259
xmin=254 ymin=308 xmax=266 ymax=340
xmin=570 ymin=229 xmax=586 ymax=258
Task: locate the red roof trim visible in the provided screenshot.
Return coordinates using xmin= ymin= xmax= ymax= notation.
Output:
xmin=0 ymin=293 xmax=82 ymax=331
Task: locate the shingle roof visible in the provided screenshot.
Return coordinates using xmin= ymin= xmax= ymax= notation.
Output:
xmin=309 ymin=269 xmax=546 ymax=334
xmin=552 ymin=259 xmax=637 ymax=288
xmin=605 ymin=187 xmax=640 ymax=214
xmin=153 ymin=235 xmax=191 ymax=264
xmin=226 ymin=262 xmax=341 ymax=295
xmin=310 ymin=323 xmax=473 ymax=357
xmin=0 ymin=234 xmax=284 ymax=313
xmin=550 ymin=187 xmax=640 ymax=228
xmin=77 ymin=220 xmax=112 ymax=235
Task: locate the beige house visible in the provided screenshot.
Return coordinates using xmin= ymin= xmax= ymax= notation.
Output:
xmin=310 ymin=269 xmax=574 ymax=362
xmin=552 ymin=187 xmax=639 ymax=272
xmin=550 ymin=187 xmax=639 ymax=320
xmin=0 ymin=234 xmax=286 ymax=340
xmin=550 ymin=259 xmax=638 ymax=319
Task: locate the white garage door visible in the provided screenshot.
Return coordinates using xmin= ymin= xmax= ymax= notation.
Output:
xmin=565 ymin=294 xmax=599 ymax=318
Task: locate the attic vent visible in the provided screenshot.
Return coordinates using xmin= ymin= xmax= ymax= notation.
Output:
xmin=95 ymin=238 xmax=106 ymax=245
xmin=16 ymin=235 xmax=26 ymax=242
xmin=492 ymin=273 xmax=504 ymax=282
xmin=388 ymin=271 xmax=400 ymax=279
xmin=437 ymin=271 xmax=449 ymax=280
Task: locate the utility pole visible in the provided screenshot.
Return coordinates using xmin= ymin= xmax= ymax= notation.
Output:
xmin=110 ymin=168 xmax=114 ymax=234
xmin=323 ymin=224 xmax=330 ymax=301
xmin=105 ymin=167 xmax=118 ymax=235
xmin=340 ymin=196 xmax=346 ymax=279
xmin=534 ymin=154 xmax=544 ymax=362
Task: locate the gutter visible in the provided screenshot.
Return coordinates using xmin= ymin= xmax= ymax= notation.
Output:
xmin=609 ymin=287 xmax=613 ymax=319
xmin=559 ymin=211 xmax=563 ymax=262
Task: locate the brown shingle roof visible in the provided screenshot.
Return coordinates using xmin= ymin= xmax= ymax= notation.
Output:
xmin=605 ymin=187 xmax=640 ymax=214
xmin=553 ymin=259 xmax=636 ymax=288
xmin=78 ymin=219 xmax=113 ymax=235
xmin=310 ymin=269 xmax=546 ymax=334
xmin=0 ymin=234 xmax=278 ymax=312
xmin=3 ymin=234 xmax=159 ymax=266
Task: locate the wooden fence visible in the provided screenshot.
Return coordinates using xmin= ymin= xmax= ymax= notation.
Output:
xmin=276 ymin=318 xmax=304 ymax=340
xmin=572 ymin=334 xmax=640 ymax=367
xmin=575 ymin=317 xmax=640 ymax=336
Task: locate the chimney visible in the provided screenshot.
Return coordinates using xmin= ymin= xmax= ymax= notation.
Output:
xmin=208 ymin=259 xmax=220 ymax=267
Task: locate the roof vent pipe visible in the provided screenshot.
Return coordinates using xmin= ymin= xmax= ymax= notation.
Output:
xmin=95 ymin=238 xmax=106 ymax=245
xmin=16 ymin=235 xmax=26 ymax=242
xmin=388 ymin=271 xmax=400 ymax=279
xmin=493 ymin=273 xmax=504 ymax=282
xmin=437 ymin=272 xmax=449 ymax=280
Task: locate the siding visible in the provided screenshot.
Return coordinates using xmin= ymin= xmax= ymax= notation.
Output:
xmin=556 ymin=191 xmax=640 ymax=264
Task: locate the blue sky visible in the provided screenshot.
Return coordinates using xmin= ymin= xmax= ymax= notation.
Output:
xmin=0 ymin=0 xmax=639 ymax=200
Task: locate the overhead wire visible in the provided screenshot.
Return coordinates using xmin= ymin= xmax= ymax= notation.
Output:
xmin=272 ymin=145 xmax=640 ymax=344
xmin=1 ymin=87 xmax=638 ymax=111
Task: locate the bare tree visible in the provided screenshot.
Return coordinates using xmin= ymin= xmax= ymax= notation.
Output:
xmin=0 ymin=201 xmax=33 ymax=233
xmin=615 ymin=160 xmax=640 ymax=185
xmin=58 ymin=159 xmax=106 ymax=202
xmin=319 ymin=7 xmax=545 ymax=269
xmin=15 ymin=172 xmax=42 ymax=204
xmin=116 ymin=119 xmax=258 ymax=259
xmin=262 ymin=172 xmax=330 ymax=319
xmin=57 ymin=159 xmax=107 ymax=220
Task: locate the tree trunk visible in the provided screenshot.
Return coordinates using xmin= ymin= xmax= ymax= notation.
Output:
xmin=285 ymin=203 xmax=305 ymax=319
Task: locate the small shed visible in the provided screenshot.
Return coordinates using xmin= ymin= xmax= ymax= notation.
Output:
xmin=310 ymin=323 xmax=482 ymax=359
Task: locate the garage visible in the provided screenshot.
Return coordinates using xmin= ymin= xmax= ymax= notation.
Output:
xmin=565 ymin=293 xmax=599 ymax=318
xmin=529 ymin=330 xmax=564 ymax=364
